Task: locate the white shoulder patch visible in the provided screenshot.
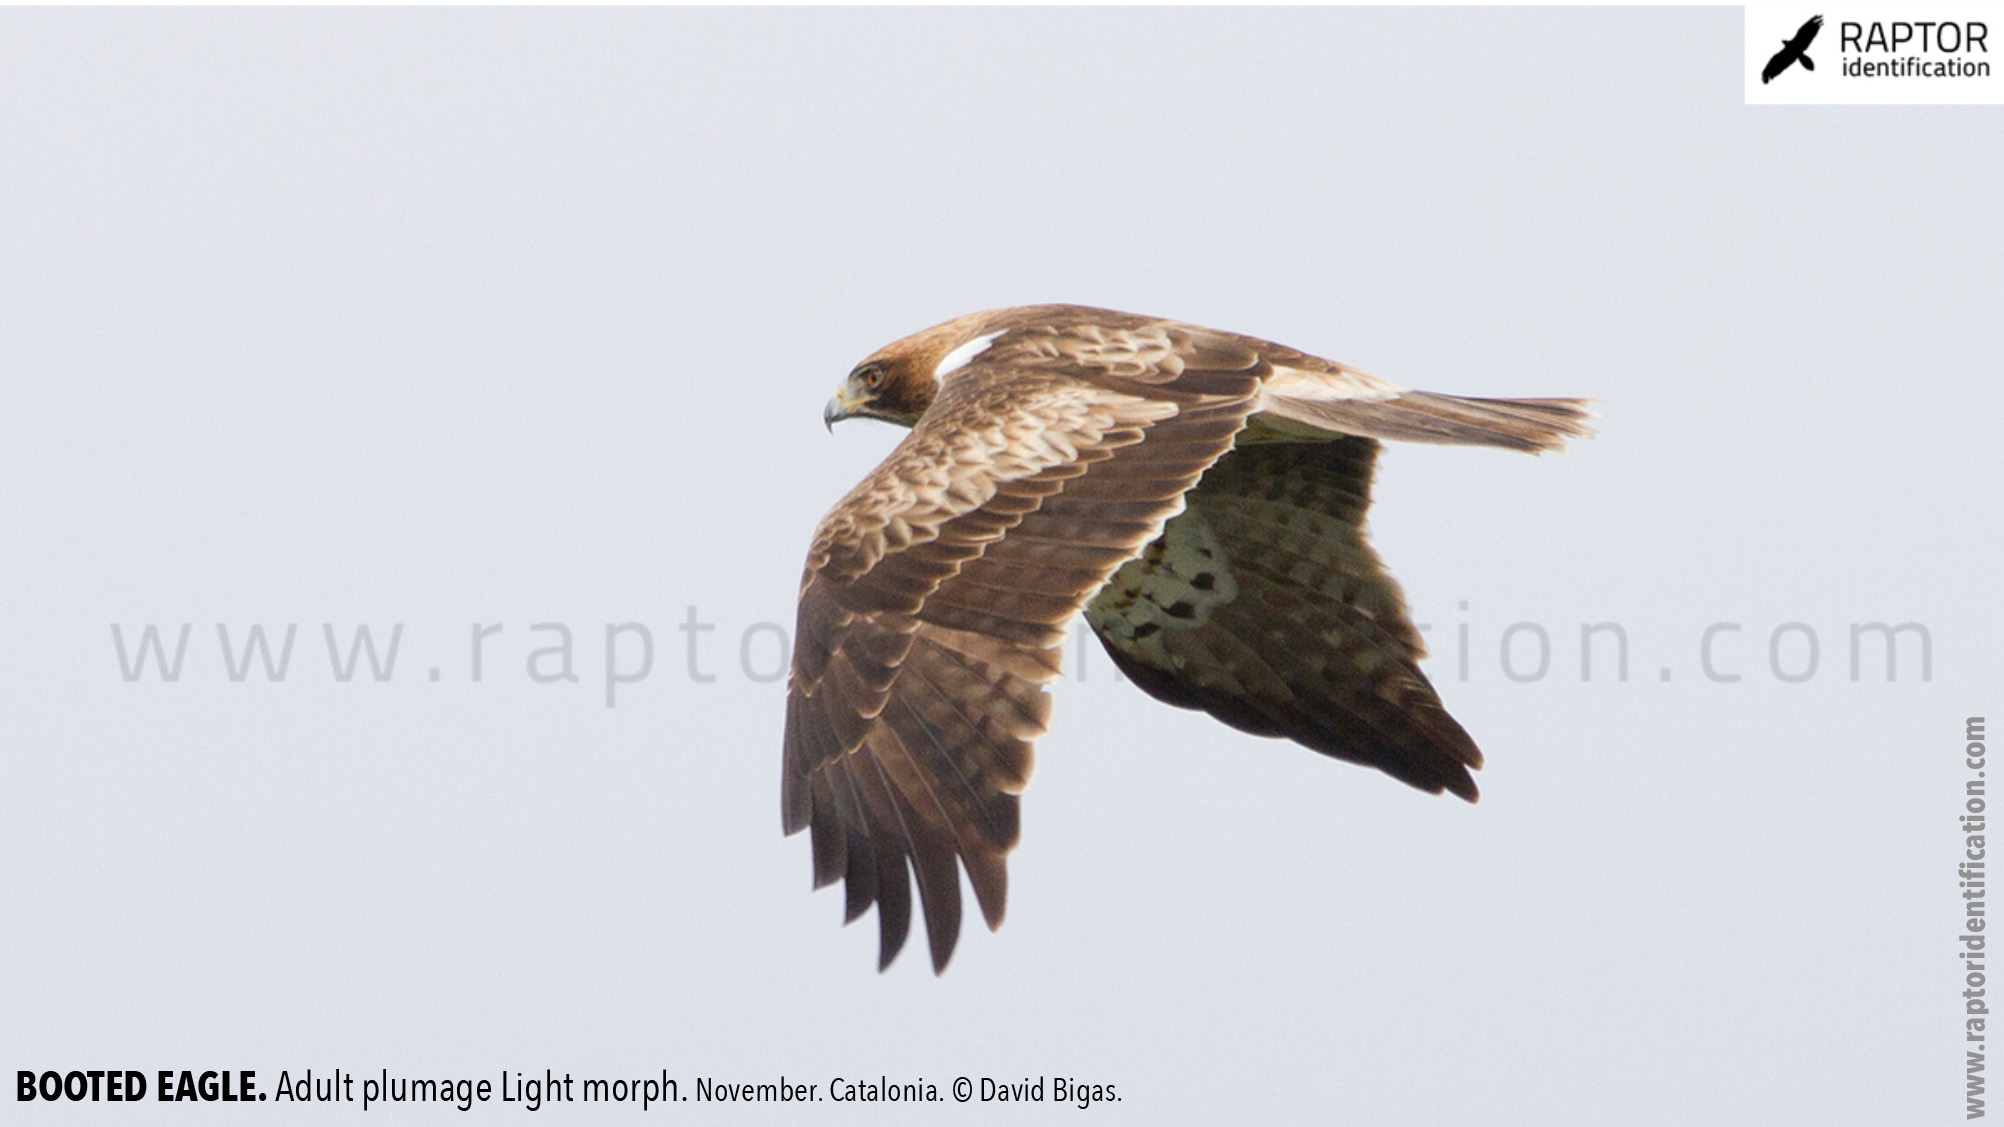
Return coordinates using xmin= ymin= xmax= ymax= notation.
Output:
xmin=933 ymin=330 xmax=1006 ymax=380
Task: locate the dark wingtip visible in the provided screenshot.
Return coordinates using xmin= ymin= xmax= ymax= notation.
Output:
xmin=842 ymin=877 xmax=871 ymax=923
xmin=1435 ymin=766 xmax=1481 ymax=804
xmin=876 ymin=926 xmax=905 ymax=973
xmin=927 ymin=925 xmax=958 ymax=975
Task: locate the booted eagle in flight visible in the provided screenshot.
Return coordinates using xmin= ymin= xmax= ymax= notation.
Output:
xmin=785 ymin=304 xmax=1591 ymax=972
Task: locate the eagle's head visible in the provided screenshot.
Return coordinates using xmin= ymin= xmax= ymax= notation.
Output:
xmin=823 ymin=311 xmax=1022 ymax=431
xmin=822 ymin=351 xmax=938 ymax=430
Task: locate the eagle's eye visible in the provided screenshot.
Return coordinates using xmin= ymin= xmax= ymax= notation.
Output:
xmin=857 ymin=364 xmax=887 ymax=392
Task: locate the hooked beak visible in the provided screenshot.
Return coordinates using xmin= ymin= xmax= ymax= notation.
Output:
xmin=823 ymin=385 xmax=863 ymax=432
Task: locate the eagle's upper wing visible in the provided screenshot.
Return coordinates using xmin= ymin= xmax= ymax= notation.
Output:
xmin=783 ymin=323 xmax=1265 ymax=972
xmin=1086 ymin=437 xmax=1482 ymax=801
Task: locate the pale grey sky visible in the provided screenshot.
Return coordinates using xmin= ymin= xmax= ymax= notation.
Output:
xmin=3 ymin=8 xmax=1998 ymax=1124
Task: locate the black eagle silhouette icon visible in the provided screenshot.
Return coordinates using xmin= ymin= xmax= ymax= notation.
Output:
xmin=1762 ymin=15 xmax=1824 ymax=84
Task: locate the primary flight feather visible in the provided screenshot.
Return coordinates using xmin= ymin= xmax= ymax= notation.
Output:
xmin=784 ymin=304 xmax=1592 ymax=972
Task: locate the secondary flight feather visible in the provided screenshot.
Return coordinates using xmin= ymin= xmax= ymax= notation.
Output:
xmin=784 ymin=304 xmax=1592 ymax=972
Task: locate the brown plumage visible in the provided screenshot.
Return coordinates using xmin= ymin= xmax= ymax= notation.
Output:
xmin=785 ymin=304 xmax=1592 ymax=972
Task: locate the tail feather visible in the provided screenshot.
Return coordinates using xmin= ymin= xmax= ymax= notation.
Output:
xmin=1260 ymin=390 xmax=1595 ymax=453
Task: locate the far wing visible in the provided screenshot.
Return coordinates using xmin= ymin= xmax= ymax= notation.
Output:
xmin=1086 ymin=437 xmax=1484 ymax=800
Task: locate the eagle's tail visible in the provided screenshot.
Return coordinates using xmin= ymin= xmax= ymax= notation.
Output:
xmin=1801 ymin=55 xmax=1815 ymax=71
xmin=1260 ymin=390 xmax=1597 ymax=454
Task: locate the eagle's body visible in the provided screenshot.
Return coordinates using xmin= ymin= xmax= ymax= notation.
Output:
xmin=785 ymin=304 xmax=1591 ymax=972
